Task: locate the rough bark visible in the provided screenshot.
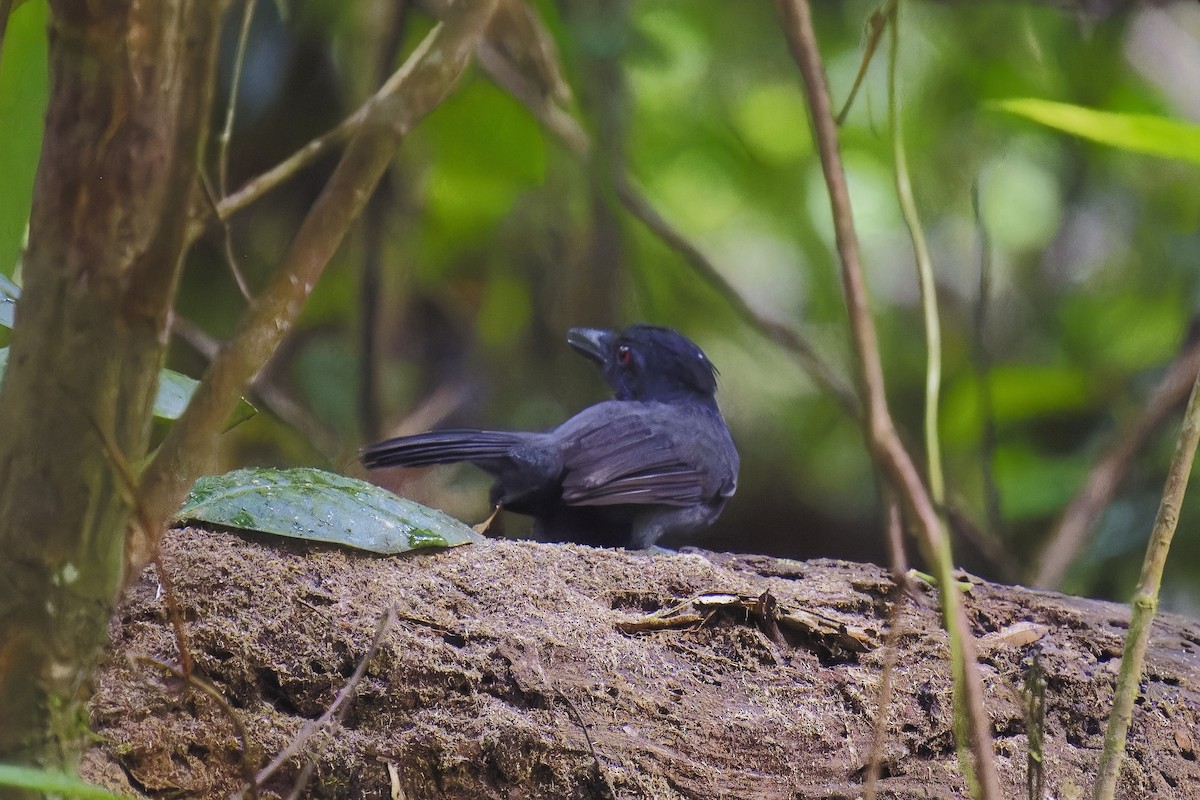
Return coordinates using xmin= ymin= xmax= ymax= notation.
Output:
xmin=85 ymin=528 xmax=1200 ymax=799
xmin=0 ymin=0 xmax=227 ymax=775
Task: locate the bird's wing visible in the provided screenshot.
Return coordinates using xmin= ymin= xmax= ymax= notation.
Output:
xmin=558 ymin=409 xmax=710 ymax=508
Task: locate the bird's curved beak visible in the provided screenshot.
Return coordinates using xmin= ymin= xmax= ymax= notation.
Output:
xmin=567 ymin=327 xmax=613 ymax=364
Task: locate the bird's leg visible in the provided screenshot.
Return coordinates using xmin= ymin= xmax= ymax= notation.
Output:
xmin=473 ymin=504 xmax=504 ymax=536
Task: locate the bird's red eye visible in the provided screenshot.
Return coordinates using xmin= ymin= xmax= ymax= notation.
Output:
xmin=617 ymin=345 xmax=632 ymax=366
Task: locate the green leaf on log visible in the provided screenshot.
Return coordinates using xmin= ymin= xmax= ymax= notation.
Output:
xmin=177 ymin=467 xmax=483 ymax=553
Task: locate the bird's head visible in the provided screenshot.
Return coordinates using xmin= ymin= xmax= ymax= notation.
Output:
xmin=567 ymin=324 xmax=719 ymax=403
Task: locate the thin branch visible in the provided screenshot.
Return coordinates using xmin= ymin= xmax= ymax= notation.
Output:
xmin=199 ymin=171 xmax=254 ymax=301
xmin=774 ymin=2 xmax=999 ymax=797
xmin=556 ymin=691 xmax=616 ymax=799
xmin=139 ymin=656 xmax=259 ymax=796
xmin=218 ymin=0 xmax=257 ymax=199
xmin=1023 ymin=647 xmax=1047 ymax=800
xmin=835 ymin=5 xmax=889 ymax=126
xmin=1093 ymin=368 xmax=1200 ymax=800
xmin=1034 ymin=334 xmax=1200 ymax=588
xmin=200 ymin=113 xmax=358 ymax=233
xmin=888 ymin=0 xmax=943 ymax=506
xmin=863 ymin=585 xmax=909 ymax=800
xmin=137 ymin=0 xmax=502 ymax=569
xmin=211 ymin=0 xmax=259 ymax=301
xmin=478 ymin=43 xmax=859 ymax=417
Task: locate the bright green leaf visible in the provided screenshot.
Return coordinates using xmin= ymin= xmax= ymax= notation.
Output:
xmin=992 ymin=99 xmax=1200 ymax=164
xmin=177 ymin=467 xmax=484 ymax=553
xmin=0 ymin=1 xmax=50 ymax=277
xmin=0 ymin=764 xmax=130 ymax=799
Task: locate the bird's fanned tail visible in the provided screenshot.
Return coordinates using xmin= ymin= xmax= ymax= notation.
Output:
xmin=361 ymin=429 xmax=528 ymax=468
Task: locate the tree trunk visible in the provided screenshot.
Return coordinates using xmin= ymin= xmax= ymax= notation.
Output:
xmin=0 ymin=0 xmax=226 ymax=780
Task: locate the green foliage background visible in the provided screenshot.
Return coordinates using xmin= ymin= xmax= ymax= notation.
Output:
xmin=3 ymin=0 xmax=1198 ymax=605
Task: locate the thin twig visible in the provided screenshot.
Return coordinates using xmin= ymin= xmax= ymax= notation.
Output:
xmin=218 ymin=0 xmax=257 ymax=199
xmin=1022 ymin=646 xmax=1046 ymax=800
xmin=774 ymin=2 xmax=999 ymax=797
xmin=835 ymin=5 xmax=890 ymax=126
xmin=1093 ymin=368 xmax=1200 ymax=799
xmin=199 ymin=171 xmax=254 ymax=300
xmin=883 ymin=487 xmax=908 ymax=579
xmin=888 ymin=5 xmax=971 ymax=780
xmin=863 ymin=584 xmax=909 ymax=800
xmin=556 ymin=691 xmax=616 ymax=799
xmin=1035 ymin=334 xmax=1200 ymax=588
xmin=212 ymin=0 xmax=259 ymax=301
xmin=139 ymin=656 xmax=259 ymax=797
xmin=201 ymin=112 xmax=359 ymax=232
xmin=247 ymin=607 xmax=396 ymax=795
xmin=887 ymin=0 xmax=943 ymax=507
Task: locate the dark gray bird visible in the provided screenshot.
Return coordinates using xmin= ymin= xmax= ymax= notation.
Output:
xmin=362 ymin=325 xmax=739 ymax=548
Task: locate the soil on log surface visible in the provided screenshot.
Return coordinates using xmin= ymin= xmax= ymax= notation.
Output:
xmin=83 ymin=527 xmax=1200 ymax=799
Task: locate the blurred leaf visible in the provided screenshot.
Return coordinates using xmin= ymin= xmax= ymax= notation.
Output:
xmin=478 ymin=274 xmax=532 ymax=347
xmin=943 ymin=365 xmax=1094 ymax=444
xmin=986 ymin=365 xmax=1093 ymax=421
xmin=731 ymin=82 xmax=813 ymax=165
xmin=290 ymin=336 xmax=357 ymax=436
xmin=177 ymin=467 xmax=483 ymax=553
xmin=0 ymin=763 xmax=129 ymax=799
xmin=992 ymin=99 xmax=1200 ymax=164
xmin=416 ymin=80 xmax=544 ymax=273
xmin=978 ymin=154 xmax=1062 ymax=253
xmin=1060 ymin=289 xmax=1184 ymax=373
xmin=994 ymin=445 xmax=1090 ymax=520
